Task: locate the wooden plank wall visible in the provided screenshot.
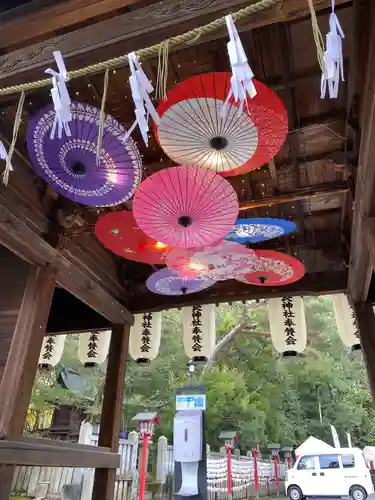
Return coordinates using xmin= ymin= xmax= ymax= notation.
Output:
xmin=0 ymin=245 xmax=30 ymax=381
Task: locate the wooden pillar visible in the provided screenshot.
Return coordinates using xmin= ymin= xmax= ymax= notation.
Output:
xmin=0 ymin=247 xmax=30 ymax=382
xmin=0 ymin=264 xmax=57 ymax=499
xmin=353 ymin=301 xmax=375 ymax=405
xmin=92 ymin=325 xmax=130 ymax=500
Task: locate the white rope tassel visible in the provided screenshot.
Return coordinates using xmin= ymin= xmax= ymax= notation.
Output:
xmin=125 ymin=52 xmax=160 ymax=146
xmin=45 ymin=51 xmax=72 ymax=139
xmin=321 ymin=0 xmax=345 ymax=99
xmin=221 ymin=14 xmax=257 ymax=118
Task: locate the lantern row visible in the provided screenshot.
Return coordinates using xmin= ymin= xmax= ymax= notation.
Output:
xmin=38 ymin=293 xmax=360 ymax=370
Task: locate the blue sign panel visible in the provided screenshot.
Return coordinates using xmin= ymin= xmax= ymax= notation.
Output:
xmin=176 ymin=394 xmax=206 ymax=411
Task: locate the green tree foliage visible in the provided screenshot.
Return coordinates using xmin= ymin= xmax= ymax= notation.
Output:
xmin=31 ymin=296 xmax=375 ymax=450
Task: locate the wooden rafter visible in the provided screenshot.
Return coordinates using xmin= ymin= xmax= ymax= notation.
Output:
xmin=128 ymin=270 xmax=348 ymax=313
xmin=0 ymin=0 xmax=351 ymax=85
xmin=0 ymin=158 xmax=133 ymax=325
xmin=239 ymin=181 xmax=349 ymax=210
xmin=0 ymin=0 xmax=152 ymax=51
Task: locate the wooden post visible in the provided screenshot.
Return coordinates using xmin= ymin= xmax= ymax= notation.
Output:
xmin=0 ymin=264 xmax=57 ymax=499
xmin=353 ymin=301 xmax=375 ymax=405
xmin=0 ymin=247 xmax=30 ymax=382
xmin=92 ymin=325 xmax=130 ymax=500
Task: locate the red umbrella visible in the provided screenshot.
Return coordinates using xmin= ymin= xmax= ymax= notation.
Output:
xmin=133 ymin=165 xmax=239 ymax=249
xmin=155 ymin=72 xmax=288 ymax=177
xmin=95 ymin=210 xmax=169 ymax=265
xmin=236 ymin=250 xmax=305 ymax=286
xmin=166 ymin=240 xmax=256 ymax=281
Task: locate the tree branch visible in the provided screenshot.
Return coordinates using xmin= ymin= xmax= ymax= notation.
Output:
xmin=200 ymin=322 xmax=246 ymax=378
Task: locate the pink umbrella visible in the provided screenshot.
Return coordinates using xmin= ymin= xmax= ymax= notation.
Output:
xmin=166 ymin=240 xmax=256 ymax=281
xmin=133 ymin=166 xmax=239 ymax=249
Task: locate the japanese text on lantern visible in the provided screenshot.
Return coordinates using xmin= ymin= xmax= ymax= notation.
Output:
xmin=350 ymin=307 xmax=360 ymax=340
xmin=87 ymin=332 xmax=99 ymax=358
xmin=192 ymin=305 xmax=203 ymax=352
xmin=281 ymin=297 xmax=297 ymax=346
xmin=42 ymin=336 xmax=56 ymax=360
xmin=141 ymin=312 xmax=152 ymax=352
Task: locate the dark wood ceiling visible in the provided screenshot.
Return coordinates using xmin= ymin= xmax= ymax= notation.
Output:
xmin=0 ymin=0 xmax=356 ymax=313
xmin=0 ymin=0 xmax=35 ymax=12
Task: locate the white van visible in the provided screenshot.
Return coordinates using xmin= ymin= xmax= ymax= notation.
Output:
xmin=285 ymin=448 xmax=374 ymax=500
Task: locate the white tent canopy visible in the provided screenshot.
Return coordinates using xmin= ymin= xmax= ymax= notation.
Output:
xmin=295 ymin=436 xmax=334 ymax=456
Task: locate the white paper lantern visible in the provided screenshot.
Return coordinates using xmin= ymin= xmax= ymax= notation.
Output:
xmin=129 ymin=312 xmax=162 ymax=364
xmin=181 ymin=304 xmax=216 ymax=362
xmin=267 ymin=296 xmax=307 ymax=357
xmin=38 ymin=334 xmax=66 ymax=370
xmin=78 ymin=330 xmax=111 ymax=367
xmin=332 ymin=293 xmax=361 ymax=351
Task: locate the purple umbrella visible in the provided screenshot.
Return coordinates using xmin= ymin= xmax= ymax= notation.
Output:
xmin=27 ymin=102 xmax=142 ymax=207
xmin=146 ymin=268 xmax=216 ymax=295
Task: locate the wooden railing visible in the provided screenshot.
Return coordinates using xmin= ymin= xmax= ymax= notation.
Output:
xmin=0 ymin=437 xmax=120 ymax=468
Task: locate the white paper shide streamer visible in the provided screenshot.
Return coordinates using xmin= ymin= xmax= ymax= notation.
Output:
xmin=181 ymin=304 xmax=216 ymax=362
xmin=221 ymin=14 xmax=257 ymax=118
xmin=321 ymin=0 xmax=345 ymax=99
xmin=129 ymin=312 xmax=162 ymax=364
xmin=267 ymin=297 xmax=307 ymax=357
xmin=45 ymin=51 xmax=72 ymax=139
xmin=125 ymin=52 xmax=160 ymax=146
xmin=0 ymin=141 xmax=11 ymax=173
xmin=332 ymin=293 xmax=361 ymax=351
xmin=78 ymin=330 xmax=111 ymax=367
xmin=38 ymin=334 xmax=67 ymax=369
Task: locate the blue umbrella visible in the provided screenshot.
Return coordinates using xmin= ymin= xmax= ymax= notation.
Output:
xmin=226 ymin=217 xmax=296 ymax=244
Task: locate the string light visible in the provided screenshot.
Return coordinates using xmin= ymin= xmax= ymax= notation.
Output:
xmin=188 ymin=261 xmax=207 ymax=272
xmin=153 ymin=241 xmax=167 ymax=250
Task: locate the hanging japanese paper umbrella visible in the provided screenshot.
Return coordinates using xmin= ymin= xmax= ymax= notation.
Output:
xmin=167 ymin=240 xmax=256 ymax=281
xmin=27 ymin=102 xmax=142 ymax=207
xmin=154 ymin=72 xmax=288 ymax=176
xmin=95 ymin=210 xmax=169 ymax=265
xmin=226 ymin=218 xmax=296 ymax=244
xmin=146 ymin=268 xmax=216 ymax=295
xmin=133 ymin=165 xmax=239 ymax=249
xmin=236 ymin=250 xmax=305 ymax=286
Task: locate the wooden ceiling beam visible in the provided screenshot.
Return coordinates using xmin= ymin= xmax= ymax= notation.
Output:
xmin=0 ymin=0 xmax=351 ymax=87
xmin=255 ymin=226 xmax=344 ymax=252
xmin=239 ymin=181 xmax=349 ymax=210
xmin=0 ymin=0 xmax=152 ymax=51
xmin=0 ymin=201 xmax=133 ymax=325
xmin=146 ymin=146 xmax=346 ymax=177
xmin=128 ymin=270 xmax=348 ymax=312
xmin=0 ymin=162 xmax=133 ymax=325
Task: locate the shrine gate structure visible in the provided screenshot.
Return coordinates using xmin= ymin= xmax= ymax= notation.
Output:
xmin=0 ymin=0 xmax=375 ymax=499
